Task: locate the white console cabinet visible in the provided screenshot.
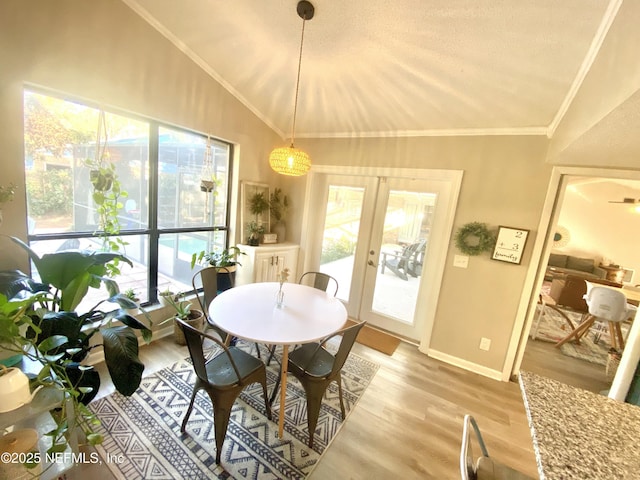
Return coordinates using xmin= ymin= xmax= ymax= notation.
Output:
xmin=236 ymin=243 xmax=299 ymax=285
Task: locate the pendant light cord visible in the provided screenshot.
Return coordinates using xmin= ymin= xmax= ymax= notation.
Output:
xmin=290 ymin=14 xmax=308 ymax=147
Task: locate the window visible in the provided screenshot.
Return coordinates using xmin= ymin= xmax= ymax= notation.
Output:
xmin=23 ymin=89 xmax=232 ymax=306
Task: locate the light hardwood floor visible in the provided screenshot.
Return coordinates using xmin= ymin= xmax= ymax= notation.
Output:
xmin=71 ymin=335 xmax=540 ymax=479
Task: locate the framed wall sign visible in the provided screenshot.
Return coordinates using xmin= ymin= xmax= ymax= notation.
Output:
xmin=492 ymin=226 xmax=529 ymax=264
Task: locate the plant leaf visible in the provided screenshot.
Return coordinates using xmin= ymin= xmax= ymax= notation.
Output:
xmin=102 ymin=326 xmax=144 ymax=396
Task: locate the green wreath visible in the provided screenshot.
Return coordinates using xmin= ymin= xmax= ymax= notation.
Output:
xmin=454 ymin=222 xmax=495 ymax=256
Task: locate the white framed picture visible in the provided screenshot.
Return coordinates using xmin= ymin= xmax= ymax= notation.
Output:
xmin=240 ymin=181 xmax=270 ymax=244
xmin=492 ymin=226 xmax=529 ymax=264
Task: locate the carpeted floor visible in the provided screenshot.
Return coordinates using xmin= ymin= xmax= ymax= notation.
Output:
xmin=89 ymin=343 xmax=378 ymax=480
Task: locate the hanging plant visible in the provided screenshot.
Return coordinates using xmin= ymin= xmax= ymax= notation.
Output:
xmin=85 ymin=111 xmax=128 ymax=276
xmin=454 ymin=222 xmax=495 ymax=256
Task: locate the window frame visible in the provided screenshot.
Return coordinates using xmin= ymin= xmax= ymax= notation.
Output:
xmin=24 ymin=87 xmax=234 ymax=305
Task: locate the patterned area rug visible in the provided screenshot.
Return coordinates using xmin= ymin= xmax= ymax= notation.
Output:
xmin=533 ymin=304 xmax=624 ymax=366
xmin=89 ymin=344 xmax=378 ymax=480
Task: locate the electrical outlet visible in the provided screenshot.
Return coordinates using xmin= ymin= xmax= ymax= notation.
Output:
xmin=453 ymin=254 xmax=469 ymax=268
xmin=479 ymin=337 xmax=491 ymax=351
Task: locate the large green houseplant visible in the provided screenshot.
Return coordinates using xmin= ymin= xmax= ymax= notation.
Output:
xmin=0 ymin=236 xmax=152 ymax=454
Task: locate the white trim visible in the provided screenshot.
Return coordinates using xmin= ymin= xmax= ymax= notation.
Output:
xmin=507 ymin=166 xmax=640 ymax=382
xmin=428 ymin=349 xmax=503 ymax=381
xmin=547 ymin=0 xmax=624 ymax=137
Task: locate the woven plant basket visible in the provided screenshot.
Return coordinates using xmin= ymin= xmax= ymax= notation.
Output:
xmin=173 ymin=310 xmax=204 ymax=345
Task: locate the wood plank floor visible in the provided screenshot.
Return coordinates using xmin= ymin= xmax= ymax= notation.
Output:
xmin=70 ymin=335 xmax=543 ymax=479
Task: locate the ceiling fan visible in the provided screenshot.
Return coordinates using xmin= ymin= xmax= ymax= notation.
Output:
xmin=608 ymin=197 xmax=640 ymax=204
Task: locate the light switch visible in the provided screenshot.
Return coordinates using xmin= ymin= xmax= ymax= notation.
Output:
xmin=453 ymin=254 xmax=469 ymax=268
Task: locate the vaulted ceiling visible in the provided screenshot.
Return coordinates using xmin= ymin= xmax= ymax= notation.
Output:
xmin=124 ymin=0 xmax=614 ymax=140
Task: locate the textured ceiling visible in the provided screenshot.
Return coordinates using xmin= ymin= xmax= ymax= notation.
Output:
xmin=124 ymin=0 xmax=614 ymax=140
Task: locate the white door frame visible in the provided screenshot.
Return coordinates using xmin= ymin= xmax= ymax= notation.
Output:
xmin=300 ymin=165 xmax=463 ymax=352
xmin=507 ymin=165 xmax=640 ymax=382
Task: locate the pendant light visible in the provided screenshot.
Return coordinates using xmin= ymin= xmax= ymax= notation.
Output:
xmin=269 ymin=1 xmax=314 ymax=177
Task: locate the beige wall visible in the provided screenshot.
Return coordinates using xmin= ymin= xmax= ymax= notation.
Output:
xmin=0 ymin=0 xmax=283 ymax=271
xmin=299 ymin=135 xmax=552 ymax=371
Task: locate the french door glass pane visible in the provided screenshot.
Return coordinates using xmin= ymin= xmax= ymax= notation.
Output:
xmin=319 ymin=185 xmax=365 ymax=301
xmin=372 ymin=190 xmax=435 ymax=323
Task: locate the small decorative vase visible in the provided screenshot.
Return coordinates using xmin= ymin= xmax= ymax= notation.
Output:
xmin=276 ymin=289 xmax=284 ymax=308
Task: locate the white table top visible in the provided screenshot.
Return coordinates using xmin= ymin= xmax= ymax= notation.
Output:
xmin=209 ymin=282 xmax=348 ymax=345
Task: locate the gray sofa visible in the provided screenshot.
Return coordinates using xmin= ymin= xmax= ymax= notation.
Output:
xmin=545 ymin=253 xmax=607 ymax=280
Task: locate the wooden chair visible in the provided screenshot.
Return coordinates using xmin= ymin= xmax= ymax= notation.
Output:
xmin=268 ymin=321 xmax=366 ymax=447
xmin=555 ymin=286 xmax=632 ymax=350
xmin=176 ymin=318 xmax=271 ymax=464
xmin=460 ymin=414 xmax=534 ymax=480
xmin=531 ymin=275 xmax=588 ymax=342
xmin=380 ymin=240 xmax=426 ymax=280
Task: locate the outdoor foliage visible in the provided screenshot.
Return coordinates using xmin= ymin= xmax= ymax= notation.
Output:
xmin=320 ymin=236 xmax=356 ymax=264
xmin=25 ymin=169 xmax=73 ymax=216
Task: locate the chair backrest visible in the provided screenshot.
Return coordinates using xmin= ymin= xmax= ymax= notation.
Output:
xmin=327 ymin=321 xmax=366 ymax=377
xmin=175 ymin=317 xmax=241 ymax=384
xmin=460 ymin=414 xmax=489 ymax=480
xmin=299 ymin=271 xmax=339 ymax=296
xmin=192 ymin=267 xmax=233 ymax=313
xmin=550 ymin=275 xmax=588 ymax=312
xmin=585 ymin=286 xmax=629 ymax=322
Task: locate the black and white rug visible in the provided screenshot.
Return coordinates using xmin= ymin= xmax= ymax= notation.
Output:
xmin=89 ymin=345 xmax=378 ymax=479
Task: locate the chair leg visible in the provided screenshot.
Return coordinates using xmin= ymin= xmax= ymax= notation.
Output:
xmin=336 ymin=374 xmax=346 ymax=420
xmin=209 ymin=390 xmax=238 ymax=465
xmin=269 ymin=368 xmax=281 ymax=406
xmin=181 ymin=386 xmax=199 ymax=433
xmin=303 ymin=385 xmax=325 ymax=448
xmin=555 ymin=315 xmax=595 ymax=348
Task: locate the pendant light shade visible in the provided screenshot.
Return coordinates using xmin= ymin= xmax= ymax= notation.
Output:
xmin=269 ymin=1 xmax=314 ymax=177
xmin=269 ymin=145 xmax=311 ymax=176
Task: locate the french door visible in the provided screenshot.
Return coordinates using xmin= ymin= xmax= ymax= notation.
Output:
xmin=306 ymin=170 xmax=460 ymax=342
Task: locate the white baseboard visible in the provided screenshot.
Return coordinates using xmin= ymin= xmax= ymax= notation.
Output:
xmin=427 ymin=349 xmax=504 ymax=381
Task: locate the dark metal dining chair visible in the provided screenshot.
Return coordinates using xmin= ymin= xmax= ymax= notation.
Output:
xmin=176 ymin=318 xmax=271 ymax=464
xmin=460 ymin=414 xmax=534 ymax=480
xmin=192 ymin=267 xmax=261 ymax=357
xmin=298 ymin=271 xmax=339 ymax=296
xmin=269 ymin=320 xmax=365 ymax=447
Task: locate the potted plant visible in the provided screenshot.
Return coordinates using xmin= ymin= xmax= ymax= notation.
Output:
xmin=122 ymin=287 xmax=140 ymax=315
xmin=163 ymin=293 xmax=204 ymax=345
xmin=190 ymin=246 xmax=246 ymax=291
xmin=248 ymin=191 xmax=269 ymax=220
xmin=269 ymin=188 xmax=289 ymax=242
xmin=0 ymin=236 xmax=152 ymax=458
xmin=158 ymin=287 xmax=177 ymax=306
xmin=247 ymin=221 xmax=266 ymax=246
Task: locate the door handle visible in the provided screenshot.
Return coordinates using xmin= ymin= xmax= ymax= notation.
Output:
xmin=368 ymin=259 xmax=377 ymax=267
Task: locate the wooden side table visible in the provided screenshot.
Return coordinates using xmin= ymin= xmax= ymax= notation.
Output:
xmin=599 ymin=264 xmax=625 ymax=283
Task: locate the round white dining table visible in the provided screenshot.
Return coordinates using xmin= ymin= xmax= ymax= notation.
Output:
xmin=209 ymin=282 xmax=348 ymax=437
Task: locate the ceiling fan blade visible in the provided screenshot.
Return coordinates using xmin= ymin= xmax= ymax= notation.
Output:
xmin=608 ymin=197 xmax=640 ymax=204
